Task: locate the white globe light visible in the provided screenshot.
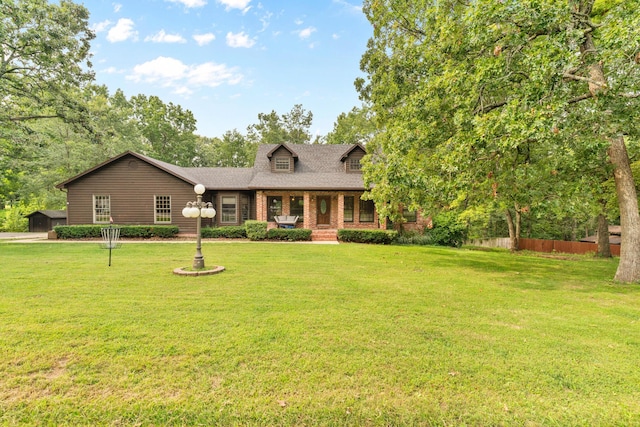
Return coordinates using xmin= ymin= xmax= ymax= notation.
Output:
xmin=182 ymin=207 xmax=191 ymax=218
xmin=203 ymin=207 xmax=216 ymax=218
xmin=194 ymin=184 xmax=205 ymax=195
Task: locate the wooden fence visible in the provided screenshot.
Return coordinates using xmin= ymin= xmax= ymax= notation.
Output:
xmin=519 ymin=238 xmax=620 ymax=256
xmin=469 ymin=237 xmax=620 ymax=256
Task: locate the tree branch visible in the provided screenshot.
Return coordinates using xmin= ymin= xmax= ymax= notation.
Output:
xmin=567 ymin=92 xmax=593 ymax=104
xmin=562 ymin=72 xmax=607 ymax=88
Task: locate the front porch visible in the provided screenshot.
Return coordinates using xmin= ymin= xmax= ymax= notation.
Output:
xmin=255 ymin=190 xmax=382 ymax=231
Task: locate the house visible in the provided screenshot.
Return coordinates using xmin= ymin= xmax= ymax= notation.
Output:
xmin=25 ymin=210 xmax=67 ymax=232
xmin=56 ymin=144 xmax=427 ymax=235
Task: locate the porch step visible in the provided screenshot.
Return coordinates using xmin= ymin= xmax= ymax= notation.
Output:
xmin=311 ymin=229 xmax=338 ymax=242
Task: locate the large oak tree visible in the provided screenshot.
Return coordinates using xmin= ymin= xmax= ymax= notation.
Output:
xmin=358 ymin=0 xmax=640 ymax=281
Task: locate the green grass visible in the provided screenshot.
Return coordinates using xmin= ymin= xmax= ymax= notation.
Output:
xmin=1 ymin=241 xmax=639 ymax=425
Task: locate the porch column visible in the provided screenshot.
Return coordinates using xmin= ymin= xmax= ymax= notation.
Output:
xmin=256 ymin=191 xmax=266 ymax=221
xmin=303 ymin=191 xmax=311 ymax=229
xmin=337 ymin=192 xmax=345 ymax=229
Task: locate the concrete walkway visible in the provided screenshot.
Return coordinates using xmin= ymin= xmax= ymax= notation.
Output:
xmin=0 ymin=232 xmax=48 ymax=242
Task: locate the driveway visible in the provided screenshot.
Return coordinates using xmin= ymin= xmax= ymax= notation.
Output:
xmin=0 ymin=232 xmax=48 ymax=242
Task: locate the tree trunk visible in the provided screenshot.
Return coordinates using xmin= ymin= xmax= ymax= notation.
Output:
xmin=608 ymin=135 xmax=640 ymax=282
xmin=505 ymin=208 xmax=520 ymax=252
xmin=596 ymin=213 xmax=611 ymax=258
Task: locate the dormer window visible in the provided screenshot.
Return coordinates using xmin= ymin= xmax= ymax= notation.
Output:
xmin=275 ymin=157 xmax=291 ymax=172
xmin=348 ymin=157 xmax=362 ymax=172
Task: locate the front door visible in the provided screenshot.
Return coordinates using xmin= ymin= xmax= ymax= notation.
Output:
xmin=317 ymin=196 xmax=331 ymax=226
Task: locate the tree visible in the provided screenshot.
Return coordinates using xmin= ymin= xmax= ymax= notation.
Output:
xmin=130 ymin=95 xmax=198 ymax=166
xmin=0 ymin=0 xmax=95 ymax=133
xmin=210 ymin=129 xmax=256 ymax=167
xmin=358 ymin=0 xmax=640 ymax=281
xmin=247 ymin=110 xmax=287 ymax=145
xmin=247 ymin=105 xmax=314 ymax=145
xmin=325 ymin=105 xmax=376 ymax=145
xmin=282 ymin=104 xmax=313 ymax=144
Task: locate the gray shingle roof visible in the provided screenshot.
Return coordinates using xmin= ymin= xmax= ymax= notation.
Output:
xmin=248 ymin=144 xmax=365 ymax=190
xmin=57 ymin=144 xmax=367 ymax=192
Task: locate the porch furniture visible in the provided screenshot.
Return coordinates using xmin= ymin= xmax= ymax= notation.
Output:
xmin=274 ymin=215 xmax=299 ymax=228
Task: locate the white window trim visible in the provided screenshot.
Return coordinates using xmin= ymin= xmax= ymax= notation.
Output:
xmin=154 ymin=195 xmax=172 ymax=224
xmin=93 ymin=194 xmax=111 ymax=224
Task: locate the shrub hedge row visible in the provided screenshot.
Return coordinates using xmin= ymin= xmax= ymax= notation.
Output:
xmin=337 ymin=229 xmax=398 ymax=244
xmin=267 ymin=228 xmax=312 ymax=241
xmin=54 ymin=225 xmax=179 ymax=239
xmin=54 ymin=224 xmax=401 ymax=245
xmin=201 ymin=226 xmax=246 ymax=239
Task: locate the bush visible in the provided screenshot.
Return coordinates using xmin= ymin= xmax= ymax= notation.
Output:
xmin=395 ymin=232 xmax=435 ymax=246
xmin=337 ymin=229 xmax=397 ymax=244
xmin=267 ymin=228 xmax=312 ymax=241
xmin=201 ymin=226 xmax=247 ymax=239
xmin=423 ymin=212 xmax=468 ymax=247
xmin=245 ymin=221 xmax=268 ymax=241
xmin=54 ymin=225 xmax=179 ymax=239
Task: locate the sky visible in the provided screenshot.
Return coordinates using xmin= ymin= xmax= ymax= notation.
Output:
xmin=81 ymin=0 xmax=373 ymax=139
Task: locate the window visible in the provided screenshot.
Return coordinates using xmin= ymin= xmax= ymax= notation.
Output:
xmin=93 ymin=195 xmax=111 ymax=224
xmin=275 ymin=157 xmax=291 ymax=172
xmin=221 ymin=196 xmax=237 ymax=224
xmin=155 ymin=196 xmax=171 ymax=224
xmin=359 ymin=199 xmax=374 ymax=222
xmin=290 ymin=196 xmax=304 ymax=217
xmin=343 ymin=196 xmax=354 ymax=222
xmin=348 ymin=157 xmax=362 ymax=172
xmin=402 ymin=209 xmax=417 ymax=223
xmin=267 ymin=196 xmax=282 ymax=221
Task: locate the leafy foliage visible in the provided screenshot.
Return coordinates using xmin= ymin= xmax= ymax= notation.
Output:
xmin=201 ymin=226 xmax=247 ymax=239
xmin=266 ymin=228 xmax=312 ymax=241
xmin=244 ymin=220 xmax=268 ymax=240
xmin=337 ymin=229 xmax=397 ymax=244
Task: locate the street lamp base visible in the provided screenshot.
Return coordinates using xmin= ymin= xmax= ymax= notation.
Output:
xmin=193 ymin=257 xmax=205 ymax=270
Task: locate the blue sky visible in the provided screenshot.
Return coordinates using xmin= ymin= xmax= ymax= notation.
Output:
xmin=82 ymin=0 xmax=372 ymax=139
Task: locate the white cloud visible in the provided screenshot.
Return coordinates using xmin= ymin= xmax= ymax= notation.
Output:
xmin=91 ymin=20 xmax=112 ymax=33
xmin=103 ymin=66 xmax=121 ymax=74
xmin=113 ymin=3 xmax=122 ymax=13
xmin=294 ymin=18 xmax=304 ymax=26
xmin=127 ymin=56 xmax=243 ymax=93
xmin=128 ymin=57 xmax=188 ymax=84
xmin=107 ymin=18 xmax=137 ymax=42
xmin=188 ymin=62 xmax=243 ymax=87
xmin=296 ymin=26 xmax=316 ymax=39
xmin=166 ymin=0 xmax=207 ymax=7
xmin=226 ymin=31 xmax=256 ymax=48
xmin=193 ymin=33 xmax=216 ymax=46
xmin=332 ymin=33 xmax=340 ymax=40
xmin=145 ymin=30 xmax=187 ymax=43
xmin=218 ymin=0 xmax=251 ymax=12
xmin=332 ymin=0 xmax=362 ymax=13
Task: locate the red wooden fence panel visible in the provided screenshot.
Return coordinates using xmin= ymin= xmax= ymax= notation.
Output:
xmin=519 ymin=238 xmax=620 ymax=256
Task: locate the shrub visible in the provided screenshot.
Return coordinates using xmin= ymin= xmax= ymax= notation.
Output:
xmin=245 ymin=221 xmax=268 ymax=241
xmin=54 ymin=225 xmax=179 ymax=239
xmin=395 ymin=232 xmax=435 ymax=246
xmin=201 ymin=226 xmax=247 ymax=239
xmin=423 ymin=212 xmax=468 ymax=247
xmin=337 ymin=229 xmax=397 ymax=244
xmin=267 ymin=228 xmax=312 ymax=241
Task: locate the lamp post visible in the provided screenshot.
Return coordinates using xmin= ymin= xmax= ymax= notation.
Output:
xmin=182 ymin=184 xmax=216 ymax=269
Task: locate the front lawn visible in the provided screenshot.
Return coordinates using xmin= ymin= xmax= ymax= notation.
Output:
xmin=0 ymin=242 xmax=638 ymax=425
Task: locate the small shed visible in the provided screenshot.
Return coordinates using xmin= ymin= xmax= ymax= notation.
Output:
xmin=26 ymin=210 xmax=67 ymax=232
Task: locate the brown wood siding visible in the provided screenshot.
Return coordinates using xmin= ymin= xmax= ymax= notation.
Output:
xmin=64 ymin=155 xmax=199 ymax=233
xmin=270 ymin=147 xmax=294 ymax=173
